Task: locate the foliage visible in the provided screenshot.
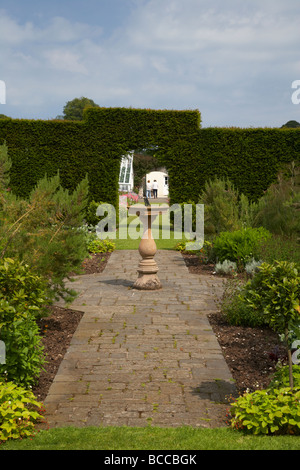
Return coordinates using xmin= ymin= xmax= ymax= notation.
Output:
xmin=253 ymin=161 xmax=300 ymax=237
xmin=0 ymin=141 xmax=11 ymax=196
xmin=215 ymin=259 xmax=237 ymax=275
xmin=244 ymin=258 xmax=263 ymax=277
xmin=212 ymin=227 xmax=271 ymax=269
xmin=87 ymin=238 xmax=115 ymax=254
xmin=219 ymin=278 xmax=266 ymax=328
xmin=257 ymin=235 xmax=300 ymax=267
xmin=132 ymin=152 xmax=159 ymax=190
xmin=85 ymin=200 xmax=106 ymax=227
xmin=243 ymin=261 xmax=300 ymax=338
xmin=230 ymin=387 xmax=300 ymax=435
xmin=198 ymin=177 xmax=241 ymax=235
xmin=0 ymin=259 xmax=47 ymax=386
xmin=0 ymin=258 xmax=48 ymax=319
xmin=0 ymin=296 xmax=45 ymax=387
xmin=62 ymin=96 xmax=99 ymax=121
xmin=0 ymin=380 xmax=44 ymax=442
xmin=269 ymin=365 xmax=300 ymax=390
xmin=175 ymin=241 xmax=188 ymax=252
xmin=0 ymin=162 xmax=89 ymax=302
xmin=121 ymin=192 xmax=139 ymax=206
xmin=0 ymin=108 xmax=298 ymax=207
xmin=243 ymin=261 xmax=300 ymax=388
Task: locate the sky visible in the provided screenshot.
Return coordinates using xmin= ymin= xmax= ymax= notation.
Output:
xmin=0 ymin=0 xmax=300 ymax=127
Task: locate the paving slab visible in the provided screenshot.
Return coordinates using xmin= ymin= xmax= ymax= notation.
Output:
xmin=43 ymin=250 xmax=236 ymax=429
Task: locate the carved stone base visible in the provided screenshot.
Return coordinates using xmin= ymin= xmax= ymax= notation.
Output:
xmin=133 ymin=272 xmax=162 ymax=290
xmin=133 ymin=255 xmax=162 ymax=290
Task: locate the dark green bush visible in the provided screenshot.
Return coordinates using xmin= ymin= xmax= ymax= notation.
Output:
xmin=0 ymin=108 xmax=299 ymax=207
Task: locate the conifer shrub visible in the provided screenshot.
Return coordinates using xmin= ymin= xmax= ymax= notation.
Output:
xmin=0 ymin=144 xmax=90 ymax=302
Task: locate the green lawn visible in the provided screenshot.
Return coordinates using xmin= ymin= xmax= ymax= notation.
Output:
xmin=114 ymin=213 xmax=190 ymax=250
xmin=1 ymin=425 xmax=300 ymax=450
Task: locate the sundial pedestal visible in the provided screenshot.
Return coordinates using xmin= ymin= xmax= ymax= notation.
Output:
xmin=132 ymin=206 xmax=168 ymax=291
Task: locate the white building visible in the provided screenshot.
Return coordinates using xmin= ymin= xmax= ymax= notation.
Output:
xmin=146 ymin=170 xmax=169 ymax=197
xmin=119 ymin=153 xmax=169 ymax=198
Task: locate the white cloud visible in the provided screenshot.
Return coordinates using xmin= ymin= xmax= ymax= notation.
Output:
xmin=1 ymin=1 xmax=300 ymax=126
xmin=43 ymin=49 xmax=88 ymax=74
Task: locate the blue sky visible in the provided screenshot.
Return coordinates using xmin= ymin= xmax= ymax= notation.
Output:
xmin=0 ymin=0 xmax=300 ymax=127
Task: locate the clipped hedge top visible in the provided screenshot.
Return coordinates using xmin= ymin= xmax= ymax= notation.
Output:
xmin=0 ymin=106 xmax=299 ymax=205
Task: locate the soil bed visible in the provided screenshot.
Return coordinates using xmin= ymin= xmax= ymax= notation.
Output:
xmin=182 ymin=253 xmax=287 ymax=395
xmin=32 ymin=253 xmax=110 ymax=401
xmin=33 ymin=251 xmax=287 ymax=403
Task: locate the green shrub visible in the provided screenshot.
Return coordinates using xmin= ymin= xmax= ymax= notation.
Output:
xmin=256 ymin=234 xmax=300 ymax=266
xmin=0 ymin=298 xmax=45 ymax=387
xmin=175 ymin=241 xmax=187 ymax=252
xmin=220 ymin=278 xmax=266 ymax=327
xmin=0 ymin=258 xmax=48 ymax=319
xmin=87 ymin=238 xmax=115 ymax=254
xmin=243 ymin=260 xmax=300 ymax=389
xmin=212 ymin=227 xmax=271 ymax=269
xmin=243 ymin=261 xmax=300 ymax=336
xmin=198 ymin=177 xmax=241 ymax=235
xmin=269 ymin=365 xmax=300 ymax=390
xmin=0 ymin=381 xmax=44 ymax=442
xmin=230 ymin=387 xmax=300 ymax=435
xmin=85 ymin=200 xmax=105 ymax=227
xmin=253 ymin=162 xmax=300 ymax=237
xmin=0 ymin=169 xmax=89 ymax=302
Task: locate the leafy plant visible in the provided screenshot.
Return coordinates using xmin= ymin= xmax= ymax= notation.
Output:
xmin=243 ymin=261 xmax=300 ymax=389
xmin=219 ymin=278 xmax=266 ymax=327
xmin=269 ymin=365 xmax=300 ymax=390
xmin=244 ymin=258 xmax=263 ymax=277
xmin=215 ymin=259 xmax=237 ymax=275
xmin=230 ymin=387 xmax=300 ymax=435
xmin=253 ymin=161 xmax=300 ymax=237
xmin=85 ymin=200 xmax=106 ymax=227
xmin=212 ymin=227 xmax=271 ymax=269
xmin=0 ymin=258 xmax=48 ymax=319
xmin=0 ymin=298 xmax=45 ymax=387
xmin=87 ymin=238 xmax=115 ymax=254
xmin=0 ymin=380 xmax=44 ymax=442
xmin=256 ymin=234 xmax=300 ymax=267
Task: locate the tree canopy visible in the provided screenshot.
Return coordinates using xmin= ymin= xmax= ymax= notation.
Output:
xmin=62 ymin=97 xmax=99 ymax=121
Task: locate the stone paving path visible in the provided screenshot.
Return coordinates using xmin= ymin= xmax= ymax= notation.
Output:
xmin=44 ymin=250 xmax=236 ymax=428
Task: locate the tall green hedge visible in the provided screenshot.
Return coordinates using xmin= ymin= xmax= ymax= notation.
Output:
xmin=164 ymin=127 xmax=300 ymax=203
xmin=0 ymin=107 xmax=299 ymax=206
